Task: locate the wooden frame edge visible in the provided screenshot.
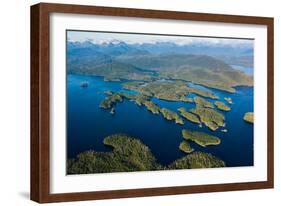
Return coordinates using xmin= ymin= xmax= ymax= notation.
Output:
xmin=30 ymin=3 xmax=40 ymax=202
xmin=41 ymin=181 xmax=272 ymax=203
xmin=30 ymin=3 xmax=274 ymax=203
xmin=267 ymin=18 xmax=274 ymax=188
xmin=31 ymin=3 xmax=51 ymax=203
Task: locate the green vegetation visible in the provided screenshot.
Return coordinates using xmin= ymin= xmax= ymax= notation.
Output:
xmin=123 ymin=80 xmax=217 ymax=103
xmin=122 ymin=81 xmax=145 ymax=91
xmin=99 ymin=93 xmax=123 ymax=109
xmin=68 ymin=40 xmax=253 ymax=93
xmin=123 ymin=93 xmax=161 ymax=114
xmin=67 ymin=134 xmax=161 ymax=174
xmin=186 ymin=87 xmax=218 ymax=99
xmin=179 ymin=141 xmax=194 ymax=153
xmin=160 ymin=108 xmax=184 ymax=125
xmin=215 ymin=101 xmax=231 ymax=111
xmin=158 ymin=63 xmax=252 ymax=93
xmin=182 ymin=129 xmax=221 ymax=147
xmin=104 ymin=92 xmax=185 ymax=125
xmin=68 ymin=54 xmax=155 ymax=82
xmin=100 ymin=91 xmax=226 ymax=130
xmin=120 ymin=92 xmax=151 ymax=106
xmin=124 ymin=81 xmax=191 ymax=102
xmin=178 ymin=107 xmax=201 ymax=124
xmin=243 ymin=112 xmax=254 ymax=123
xmin=100 ymin=91 xmax=225 ymax=131
xmin=194 ymin=96 xmax=214 ymax=108
xmin=169 ymin=151 xmax=225 ymax=169
xmin=104 ymin=92 xmax=185 ymax=126
xmin=224 ymin=97 xmax=233 ymax=104
xmin=116 ymin=54 xmax=253 ymax=93
xmin=180 ymin=96 xmax=194 ymax=103
xmin=190 ymin=107 xmax=225 ymax=131
xmin=67 ymin=134 xmax=225 ymax=174
xmin=144 ymin=101 xmax=161 ymax=114
xmin=130 ymin=94 xmax=150 ymax=106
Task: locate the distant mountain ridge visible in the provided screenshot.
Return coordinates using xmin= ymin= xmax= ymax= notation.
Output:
xmin=68 ymin=39 xmax=253 ymax=68
xmin=67 ymin=40 xmax=253 ymax=92
xmin=68 ymin=39 xmax=253 ymax=56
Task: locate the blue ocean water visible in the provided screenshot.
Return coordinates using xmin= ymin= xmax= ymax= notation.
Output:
xmin=67 ymin=74 xmax=254 ymax=167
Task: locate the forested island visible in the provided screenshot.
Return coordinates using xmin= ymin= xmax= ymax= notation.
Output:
xmin=99 ymin=89 xmax=228 ymax=129
xmin=179 ymin=141 xmax=194 ymax=153
xmin=182 ymin=129 xmax=221 ymax=147
xmin=215 ymin=101 xmax=231 ymax=111
xmin=67 ymin=134 xmax=225 ymax=174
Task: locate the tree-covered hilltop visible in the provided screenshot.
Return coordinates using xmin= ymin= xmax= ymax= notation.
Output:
xmin=67 ymin=134 xmax=225 ymax=174
xmin=178 ymin=107 xmax=201 ymax=124
xmin=67 ymin=134 xmax=161 ymax=174
xmin=99 ymin=93 xmax=123 ymax=109
xmin=124 ymin=80 xmax=191 ymax=101
xmin=190 ymin=107 xmax=225 ymax=131
xmin=179 ymin=141 xmax=194 ymax=154
xmin=182 ymin=129 xmax=221 ymax=147
xmin=194 ymin=96 xmax=214 ymax=108
xmin=122 ymin=80 xmax=217 ymax=102
xmin=215 ymin=101 xmax=231 ymax=111
xmin=143 ymin=101 xmax=161 ymax=114
xmin=160 ymin=108 xmax=184 ymax=125
xmin=169 ymin=151 xmax=225 ymax=169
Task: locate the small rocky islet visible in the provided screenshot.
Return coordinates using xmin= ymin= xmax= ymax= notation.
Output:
xmin=179 ymin=141 xmax=194 ymax=154
xmin=243 ymin=112 xmax=254 ymax=123
xmin=215 ymin=101 xmax=231 ymax=111
xmin=182 ymin=129 xmax=221 ymax=147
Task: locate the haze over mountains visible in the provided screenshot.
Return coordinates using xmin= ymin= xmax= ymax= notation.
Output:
xmin=68 ymin=39 xmax=253 ymax=67
xmin=67 ymin=39 xmax=253 ymax=93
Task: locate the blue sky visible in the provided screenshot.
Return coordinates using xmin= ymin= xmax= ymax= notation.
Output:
xmin=67 ymin=30 xmax=253 ymax=47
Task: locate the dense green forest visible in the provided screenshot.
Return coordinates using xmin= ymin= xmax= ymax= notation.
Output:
xmin=68 ymin=134 xmax=225 ymax=174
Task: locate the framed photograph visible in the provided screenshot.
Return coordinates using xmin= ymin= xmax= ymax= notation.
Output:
xmin=31 ymin=3 xmax=274 ymax=203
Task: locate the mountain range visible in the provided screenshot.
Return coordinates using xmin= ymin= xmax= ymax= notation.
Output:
xmin=67 ymin=40 xmax=253 ymax=92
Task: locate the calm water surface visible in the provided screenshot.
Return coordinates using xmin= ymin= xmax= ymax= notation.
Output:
xmin=67 ymin=74 xmax=254 ymax=167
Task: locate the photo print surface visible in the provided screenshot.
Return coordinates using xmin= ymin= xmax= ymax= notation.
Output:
xmin=66 ymin=30 xmax=254 ymax=175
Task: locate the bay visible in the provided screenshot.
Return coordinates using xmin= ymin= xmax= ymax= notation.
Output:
xmin=67 ymin=74 xmax=254 ymax=167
